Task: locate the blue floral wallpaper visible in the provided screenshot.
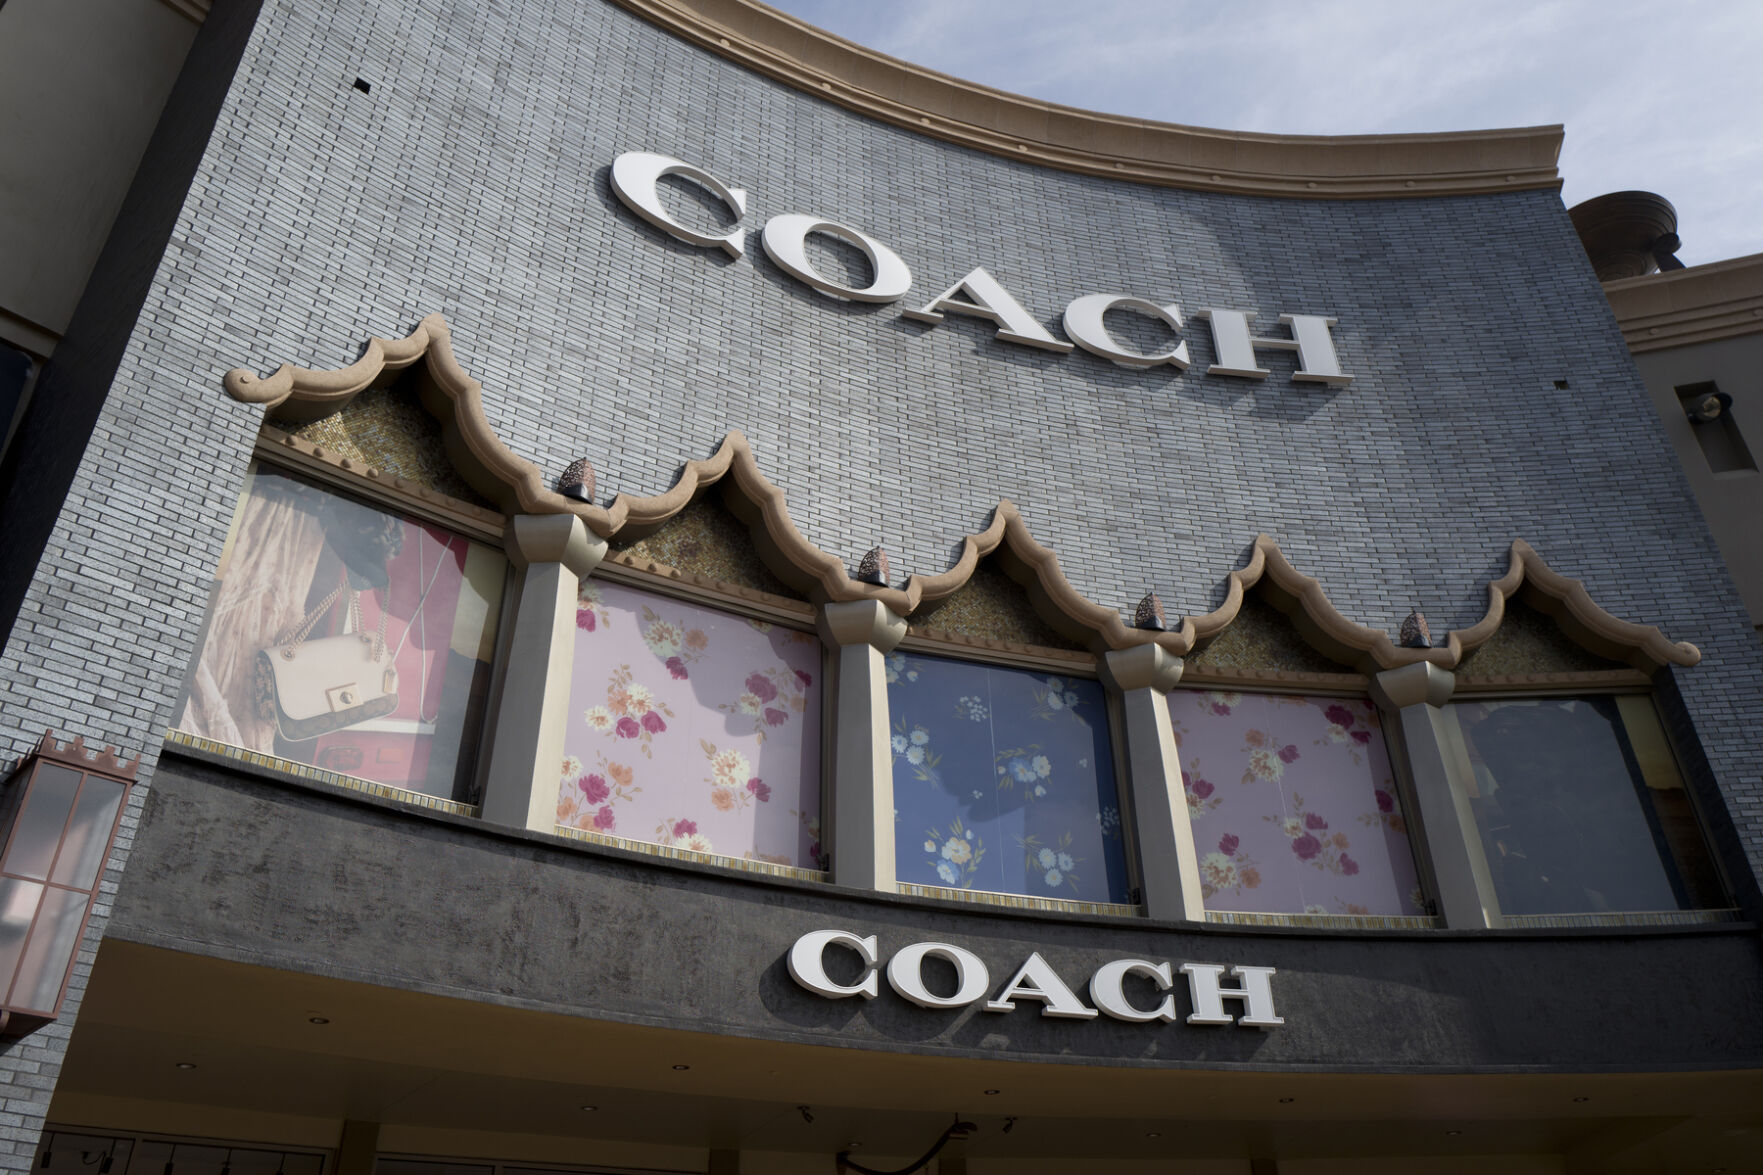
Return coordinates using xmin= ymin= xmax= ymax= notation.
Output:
xmin=887 ymin=653 xmax=1129 ymax=903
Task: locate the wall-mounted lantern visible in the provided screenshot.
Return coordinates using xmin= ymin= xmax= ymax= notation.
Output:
xmin=0 ymin=731 xmax=138 ymax=1033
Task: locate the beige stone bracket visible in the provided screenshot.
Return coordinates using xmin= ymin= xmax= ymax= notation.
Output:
xmin=477 ymin=514 xmax=608 ymax=833
xmin=1370 ymin=664 xmax=1501 ymax=929
xmin=818 ymin=600 xmax=908 ymax=893
xmin=1100 ymin=646 xmax=1204 ymax=923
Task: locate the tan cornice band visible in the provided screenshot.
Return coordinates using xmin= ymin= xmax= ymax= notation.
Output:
xmin=1446 ymin=540 xmax=1700 ymax=674
xmin=1604 ymin=252 xmax=1763 ymax=353
xmin=223 ymin=315 xmax=1698 ymax=674
xmin=1186 ymin=535 xmax=1453 ymax=674
xmin=607 ymin=0 xmax=1562 ymax=199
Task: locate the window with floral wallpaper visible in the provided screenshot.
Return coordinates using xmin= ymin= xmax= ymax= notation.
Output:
xmin=1442 ymin=696 xmax=1724 ymax=916
xmin=1169 ymin=691 xmax=1426 ymax=918
xmin=557 ymin=580 xmax=823 ymax=869
xmin=887 ymin=653 xmax=1130 ymax=904
xmin=174 ymin=465 xmax=507 ymax=802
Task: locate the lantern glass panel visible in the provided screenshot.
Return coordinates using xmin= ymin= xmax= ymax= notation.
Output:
xmin=10 ymin=885 xmax=85 ymax=1012
xmin=0 ymin=878 xmax=44 ymax=990
xmin=3 ymin=765 xmax=82 ymax=882
xmin=51 ymin=775 xmax=125 ymax=890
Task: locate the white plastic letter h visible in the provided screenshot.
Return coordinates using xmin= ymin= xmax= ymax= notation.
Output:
xmin=1179 ymin=963 xmax=1284 ymax=1027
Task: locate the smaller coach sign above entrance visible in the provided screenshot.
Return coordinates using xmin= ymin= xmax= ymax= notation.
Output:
xmin=610 ymin=151 xmax=1353 ymax=386
xmin=787 ymin=929 xmax=1284 ymax=1028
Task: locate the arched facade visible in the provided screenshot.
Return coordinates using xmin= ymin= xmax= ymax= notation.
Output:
xmin=0 ymin=2 xmax=1760 ymax=1173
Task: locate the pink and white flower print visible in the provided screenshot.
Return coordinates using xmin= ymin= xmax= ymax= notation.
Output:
xmin=560 ymin=580 xmax=822 ymax=868
xmin=1169 ymin=691 xmax=1423 ymax=917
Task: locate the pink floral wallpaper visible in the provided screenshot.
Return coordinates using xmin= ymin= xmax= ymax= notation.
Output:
xmin=1167 ymin=691 xmax=1425 ymax=917
xmin=557 ymin=580 xmax=823 ymax=868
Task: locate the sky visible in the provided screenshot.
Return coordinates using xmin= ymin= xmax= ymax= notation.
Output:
xmin=762 ymin=0 xmax=1761 ymax=267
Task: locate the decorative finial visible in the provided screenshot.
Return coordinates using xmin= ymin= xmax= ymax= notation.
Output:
xmin=556 ymin=456 xmax=596 ymax=503
xmin=856 ymin=546 xmax=890 ymax=586
xmin=1399 ymin=608 xmax=1431 ymax=648
xmin=1133 ymin=590 xmax=1166 ymax=631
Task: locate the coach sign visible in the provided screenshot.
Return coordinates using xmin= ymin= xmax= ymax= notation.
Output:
xmin=786 ymin=929 xmax=1284 ymax=1028
xmin=610 ymin=151 xmax=1353 ymax=386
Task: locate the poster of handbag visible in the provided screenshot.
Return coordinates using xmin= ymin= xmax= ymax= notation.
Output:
xmin=256 ymin=529 xmax=459 ymax=742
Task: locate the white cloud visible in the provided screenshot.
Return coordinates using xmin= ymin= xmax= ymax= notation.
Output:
xmin=768 ymin=0 xmax=1763 ymax=264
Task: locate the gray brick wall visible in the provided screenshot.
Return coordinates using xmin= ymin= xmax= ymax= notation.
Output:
xmin=1 ymin=0 xmax=1761 ymax=1150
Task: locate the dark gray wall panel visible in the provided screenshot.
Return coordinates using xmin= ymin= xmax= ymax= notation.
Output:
xmin=113 ymin=756 xmax=1763 ymax=1074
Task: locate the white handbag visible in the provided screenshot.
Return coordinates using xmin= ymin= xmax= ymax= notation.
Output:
xmin=254 ymin=532 xmax=456 ymax=743
xmin=256 ymin=581 xmax=399 ymax=742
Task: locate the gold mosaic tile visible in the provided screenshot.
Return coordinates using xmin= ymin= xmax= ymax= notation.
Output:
xmin=1186 ymin=593 xmax=1349 ymax=674
xmin=1457 ymin=597 xmax=1626 ymax=676
xmin=270 ymin=380 xmax=492 ymax=508
xmin=907 ymin=558 xmax=1086 ymax=651
xmin=611 ymin=491 xmax=802 ymax=600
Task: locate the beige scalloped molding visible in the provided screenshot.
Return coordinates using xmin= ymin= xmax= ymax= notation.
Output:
xmin=1446 ymin=540 xmax=1700 ymax=674
xmin=1186 ymin=535 xmax=1455 ymax=673
xmin=608 ymin=0 xmax=1562 ymax=199
xmin=224 ymin=317 xmax=1700 ymax=676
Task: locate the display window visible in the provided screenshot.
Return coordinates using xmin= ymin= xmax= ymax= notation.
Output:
xmin=1168 ymin=690 xmax=1426 ymax=917
xmin=174 ymin=466 xmax=507 ymax=802
xmin=1443 ymin=695 xmax=1725 ymax=916
xmin=558 ymin=579 xmax=823 ymax=869
xmin=887 ymin=652 xmax=1130 ymax=905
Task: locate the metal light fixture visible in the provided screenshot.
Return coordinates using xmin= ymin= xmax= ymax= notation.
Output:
xmin=1685 ymin=390 xmax=1733 ymax=423
xmin=0 ymin=732 xmax=137 ymax=1034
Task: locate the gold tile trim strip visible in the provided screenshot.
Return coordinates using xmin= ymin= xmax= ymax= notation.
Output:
xmin=1205 ymin=910 xmax=1442 ymax=931
xmin=552 ymin=825 xmax=826 ymax=881
xmin=896 ymin=881 xmax=1140 ymax=919
xmin=163 ymin=730 xmax=481 ymax=817
xmin=1501 ymin=909 xmax=1741 ymax=929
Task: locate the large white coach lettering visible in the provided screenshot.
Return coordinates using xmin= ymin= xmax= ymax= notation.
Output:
xmin=609 ymin=150 xmax=1352 ymax=386
xmin=610 ymin=151 xmax=749 ymax=257
xmin=786 ymin=930 xmax=1283 ymax=1029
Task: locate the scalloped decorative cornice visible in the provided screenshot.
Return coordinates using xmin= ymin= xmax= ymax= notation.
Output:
xmin=223 ymin=317 xmax=1700 ymax=674
xmin=608 ymin=0 xmax=1562 ymax=199
xmin=1186 ymin=535 xmax=1453 ymax=673
xmin=1447 ymin=540 xmax=1701 ymax=674
xmin=907 ymin=501 xmax=1188 ymax=655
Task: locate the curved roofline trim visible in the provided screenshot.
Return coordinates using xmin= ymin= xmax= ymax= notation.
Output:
xmin=611 ymin=0 xmax=1562 ymax=199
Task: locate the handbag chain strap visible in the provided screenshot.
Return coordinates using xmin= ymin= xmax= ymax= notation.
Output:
xmin=275 ymin=570 xmax=349 ymax=659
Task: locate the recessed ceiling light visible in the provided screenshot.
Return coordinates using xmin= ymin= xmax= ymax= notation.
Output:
xmin=1145 ymin=1132 xmax=1161 ymax=1139
xmin=1445 ymin=1130 xmax=1462 ymax=1137
xmin=846 ymin=1142 xmax=861 ymax=1150
xmin=308 ymin=1017 xmax=330 ymax=1025
xmin=579 ymin=1105 xmax=597 ymax=1112
xmin=175 ymin=1063 xmax=197 ymax=1070
xmin=671 ymin=1064 xmax=690 ymax=1071
xmin=983 ymin=1089 xmax=1001 ymax=1096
